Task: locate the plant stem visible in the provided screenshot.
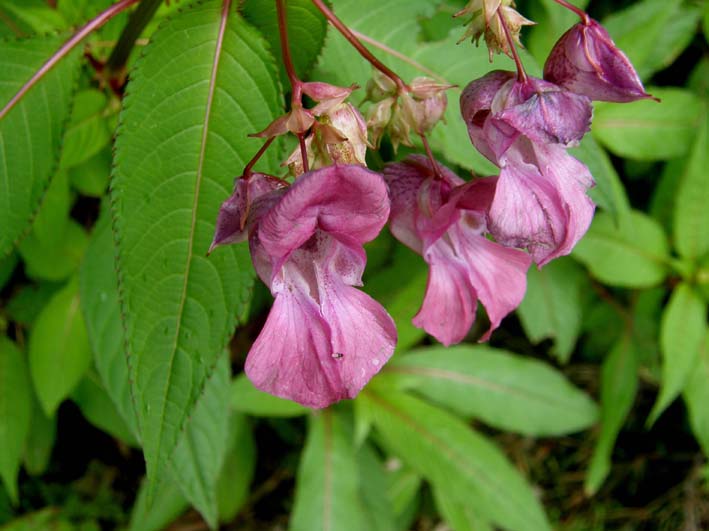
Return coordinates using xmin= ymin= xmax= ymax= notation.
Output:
xmin=243 ymin=137 xmax=275 ymax=178
xmin=551 ymin=0 xmax=590 ymax=24
xmin=311 ymin=0 xmax=408 ymax=93
xmin=497 ymin=10 xmax=527 ymax=83
xmin=106 ymin=0 xmax=163 ymax=72
xmin=419 ymin=133 xmax=443 ymax=180
xmin=276 ymin=0 xmax=309 ymax=173
xmin=0 ymin=0 xmax=140 ymax=121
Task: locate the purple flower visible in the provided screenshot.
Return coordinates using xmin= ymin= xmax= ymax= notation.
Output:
xmin=384 ymin=155 xmax=531 ymax=346
xmin=212 ymin=166 xmax=396 ymax=408
xmin=460 ymin=71 xmax=595 ymax=265
xmin=544 ymin=19 xmax=653 ymax=103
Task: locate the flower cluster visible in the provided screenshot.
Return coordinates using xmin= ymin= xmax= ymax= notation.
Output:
xmin=212 ymin=4 xmax=650 ymax=408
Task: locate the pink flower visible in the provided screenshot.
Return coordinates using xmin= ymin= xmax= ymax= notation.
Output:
xmin=460 ymin=71 xmax=595 ymax=265
xmin=544 ymin=19 xmax=653 ymax=103
xmin=383 ymin=155 xmax=531 ymax=346
xmin=212 ymin=166 xmax=396 ymax=408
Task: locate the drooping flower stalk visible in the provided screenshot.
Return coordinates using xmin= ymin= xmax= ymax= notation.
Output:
xmin=496 ymin=9 xmax=527 ymax=83
xmin=551 ymin=0 xmax=591 ymax=24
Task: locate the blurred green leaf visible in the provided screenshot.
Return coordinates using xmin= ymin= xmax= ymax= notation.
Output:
xmin=361 ymin=390 xmax=550 ymax=531
xmin=585 ymin=334 xmax=638 ymax=495
xmin=592 ymin=88 xmax=703 ymax=161
xmin=231 ymin=373 xmax=308 ymax=417
xmin=31 ymin=170 xmax=71 ymax=246
xmin=357 ymin=444 xmax=397 ymax=531
xmin=648 ymin=283 xmax=707 ymax=425
xmin=291 ymin=411 xmax=368 ymax=531
xmin=387 ymin=345 xmax=598 ymax=436
xmin=29 ymin=278 xmax=91 ymax=416
xmin=22 ymin=395 xmax=55 ymax=477
xmin=650 ymin=158 xmax=683 ymax=236
xmin=0 ymin=1 xmax=68 ymax=33
xmin=673 ymin=110 xmax=709 ymax=260
xmin=18 ymin=220 xmax=89 ymax=282
xmin=0 ymin=255 xmax=17 ymax=291
xmin=0 ymin=337 xmax=32 ymax=504
xmin=527 ymin=0 xmax=588 ymax=64
xmin=433 ymin=482 xmax=492 ymax=531
xmin=384 ymin=462 xmax=421 ymax=531
xmin=59 ymin=89 xmax=113 ymax=170
xmin=129 ymin=478 xmax=187 ymax=531
xmin=5 ymin=282 xmax=61 ymax=327
xmin=217 ymin=414 xmax=256 ymax=523
xmin=110 ymin=0 xmax=281 ymax=500
xmin=68 ymin=148 xmax=111 ymax=197
xmin=684 ymin=329 xmax=709 ymax=456
xmin=573 ymin=210 xmax=670 ymax=288
xmin=0 ymin=33 xmax=81 ymax=257
xmin=518 ymin=257 xmax=588 ymax=363
xmin=0 ymin=508 xmax=72 ymax=531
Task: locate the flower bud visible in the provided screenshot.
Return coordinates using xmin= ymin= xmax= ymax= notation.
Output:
xmin=543 ymin=19 xmax=652 ymax=103
xmin=302 ymin=81 xmax=358 ymax=115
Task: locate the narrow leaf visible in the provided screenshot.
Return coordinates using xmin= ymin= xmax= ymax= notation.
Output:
xmin=216 ymin=413 xmax=256 ymax=523
xmin=231 ymin=373 xmax=308 ymax=418
xmin=0 ymin=337 xmax=32 ymax=504
xmin=684 ymin=329 xmax=709 ymax=456
xmin=648 ymin=284 xmax=707 ymax=425
xmin=22 ymin=396 xmax=56 ymax=477
xmin=387 ymin=346 xmax=598 ymax=436
xmin=432 ymin=482 xmax=492 ymax=531
xmin=111 ymin=0 xmax=281 ymax=492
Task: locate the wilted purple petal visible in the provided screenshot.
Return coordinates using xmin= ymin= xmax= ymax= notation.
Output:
xmin=544 ymin=19 xmax=652 ymax=103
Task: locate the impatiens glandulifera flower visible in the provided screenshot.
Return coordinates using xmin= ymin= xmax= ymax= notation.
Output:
xmin=544 ymin=19 xmax=653 ymax=103
xmin=460 ymin=70 xmax=595 ymax=265
xmin=212 ymin=166 xmax=396 ymax=408
xmin=454 ymin=0 xmax=534 ymax=60
xmin=383 ymin=155 xmax=531 ymax=346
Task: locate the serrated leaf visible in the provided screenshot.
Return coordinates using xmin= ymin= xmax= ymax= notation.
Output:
xmin=673 ymin=110 xmax=709 ymax=260
xmin=0 ymin=337 xmax=32 ymax=504
xmin=216 ymin=413 xmax=256 ymax=523
xmin=0 ymin=33 xmax=81 ymax=257
xmin=592 ymin=88 xmax=703 ymax=161
xmin=231 ymin=373 xmax=308 ymax=417
xmin=518 ymin=257 xmax=587 ymax=363
xmin=648 ymin=283 xmax=707 ymax=425
xmin=361 ymin=390 xmax=550 ymax=531
xmin=684 ymin=329 xmax=709 ymax=456
xmin=386 ymin=345 xmax=598 ymax=436
xmin=111 ymin=0 xmax=281 ymax=495
xmin=29 ymin=278 xmax=91 ymax=416
xmin=573 ymin=210 xmax=670 ymax=288
xmin=242 ymin=0 xmax=327 ymax=88
xmin=291 ymin=411 xmax=368 ymax=531
xmin=585 ymin=334 xmax=638 ymax=495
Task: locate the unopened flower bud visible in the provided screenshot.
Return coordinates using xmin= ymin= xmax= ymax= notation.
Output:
xmin=302 ymin=81 xmax=358 ymax=115
xmin=544 ymin=19 xmax=653 ymax=103
xmin=251 ymin=105 xmax=315 ymax=138
xmin=365 ymin=71 xmax=397 ymax=102
xmin=366 ymin=97 xmax=394 ymax=148
xmin=408 ymin=77 xmax=452 ymax=133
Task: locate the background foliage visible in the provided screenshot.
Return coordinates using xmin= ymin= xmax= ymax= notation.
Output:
xmin=0 ymin=0 xmax=708 ymax=529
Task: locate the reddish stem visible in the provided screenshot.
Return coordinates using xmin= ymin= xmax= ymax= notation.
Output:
xmin=243 ymin=136 xmax=275 ymax=179
xmin=552 ymin=0 xmax=591 ymax=24
xmin=276 ymin=0 xmax=309 ymax=173
xmin=419 ymin=133 xmax=443 ymax=180
xmin=0 ymin=0 xmax=140 ymax=121
xmin=311 ymin=0 xmax=408 ymax=93
xmin=497 ymin=10 xmax=527 ymax=84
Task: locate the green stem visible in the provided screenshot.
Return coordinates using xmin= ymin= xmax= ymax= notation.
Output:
xmin=106 ymin=0 xmax=163 ymax=72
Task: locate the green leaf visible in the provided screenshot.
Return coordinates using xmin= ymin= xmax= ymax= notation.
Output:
xmin=673 ymin=110 xmax=709 ymax=260
xmin=168 ymin=355 xmax=231 ymax=529
xmin=384 ymin=462 xmax=421 ymax=531
xmin=361 ymin=390 xmax=550 ymax=531
xmin=0 ymin=508 xmax=73 ymax=531
xmin=111 ymin=0 xmax=281 ymax=494
xmin=0 ymin=254 xmax=17 ymax=291
xmin=432 ymin=482 xmax=492 ymax=531
xmin=31 ymin=170 xmax=71 ymax=246
xmin=573 ymin=210 xmax=670 ymax=288
xmin=0 ymin=337 xmax=32 ymax=504
xmin=592 ymin=88 xmax=704 ymax=161
xmin=585 ymin=334 xmax=638 ymax=495
xmin=648 ymin=283 xmax=707 ymax=425
xmin=5 ymin=282 xmax=61 ymax=327
xmin=18 ymin=220 xmax=89 ymax=282
xmin=59 ymin=89 xmax=113 ymax=170
xmin=242 ymin=0 xmax=327 ymax=88
xmin=0 ymin=1 xmax=68 ymax=34
xmin=602 ymin=0 xmax=700 ymax=80
xmin=72 ymin=374 xmax=138 ymax=446
xmin=22 ymin=396 xmax=55 ymax=477
xmin=684 ymin=329 xmax=709 ymax=456
xmin=231 ymin=373 xmax=308 ymax=417
xmin=527 ymin=0 xmax=589 ymax=65
xmin=129 ymin=479 xmax=187 ymax=531
xmin=216 ymin=413 xmax=256 ymax=523
xmin=0 ymin=33 xmax=81 ymax=257
xmin=68 ymin=148 xmax=111 ymax=197
xmin=386 ymin=345 xmax=598 ymax=436
xmin=79 ymin=210 xmax=139 ymax=438
xmin=517 ymin=257 xmax=587 ymax=363
xmin=357 ymin=444 xmax=397 ymax=531
xmin=29 ymin=278 xmax=91 ymax=416
xmin=291 ymin=410 xmax=368 ymax=531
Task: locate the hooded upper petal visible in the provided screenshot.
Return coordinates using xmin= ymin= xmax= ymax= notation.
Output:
xmin=544 ymin=19 xmax=652 ymax=103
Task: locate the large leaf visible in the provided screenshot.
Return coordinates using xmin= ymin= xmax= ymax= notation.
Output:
xmin=592 ymin=88 xmax=704 ymax=161
xmin=0 ymin=337 xmax=32 ymax=504
xmin=684 ymin=329 xmax=709 ymax=456
xmin=573 ymin=210 xmax=670 ymax=288
xmin=290 ymin=411 xmax=368 ymax=531
xmin=673 ymin=109 xmax=709 ymax=260
xmin=648 ymin=284 xmax=707 ymax=425
xmin=386 ymin=346 xmax=598 ymax=436
xmin=231 ymin=373 xmax=308 ymax=417
xmin=360 ymin=389 xmax=550 ymax=531
xmin=585 ymin=334 xmax=638 ymax=495
xmin=29 ymin=278 xmax=91 ymax=416
xmin=0 ymin=33 xmax=81 ymax=256
xmin=111 ymin=0 xmax=281 ymax=493
xmin=357 ymin=444 xmax=397 ymax=531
